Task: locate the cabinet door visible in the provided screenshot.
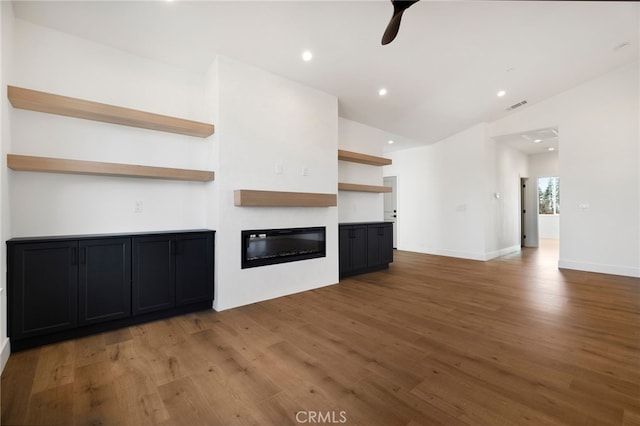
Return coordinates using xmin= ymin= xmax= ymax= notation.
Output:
xmin=79 ymin=238 xmax=131 ymax=326
xmin=9 ymin=241 xmax=78 ymax=340
xmin=367 ymin=224 xmax=394 ymax=267
xmin=132 ymin=236 xmax=175 ymax=315
xmin=339 ymin=227 xmax=353 ymax=275
xmin=380 ymin=223 xmax=394 ymax=264
xmin=340 ymin=225 xmax=368 ymax=275
xmin=367 ymin=226 xmax=382 ymax=267
xmin=351 ymin=226 xmax=368 ymax=271
xmin=175 ymin=232 xmax=214 ymax=306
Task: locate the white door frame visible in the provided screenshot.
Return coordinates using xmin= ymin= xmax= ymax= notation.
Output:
xmin=383 ymin=176 xmax=398 ymax=248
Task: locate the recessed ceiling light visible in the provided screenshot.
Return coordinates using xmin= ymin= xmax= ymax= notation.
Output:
xmin=534 ymin=139 xmax=542 ymax=143
xmin=497 ymin=90 xmax=506 ymax=98
xmin=388 ymin=140 xmax=394 ymax=144
xmin=378 ymin=88 xmax=388 ymax=97
xmin=302 ymin=51 xmax=313 ymax=62
xmin=548 ymin=147 xmax=555 ymax=151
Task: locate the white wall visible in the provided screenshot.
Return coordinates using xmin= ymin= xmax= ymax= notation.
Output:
xmin=338 ymin=117 xmax=385 ymax=223
xmin=207 ymin=56 xmax=339 ymax=311
xmin=7 ymin=20 xmax=341 ymax=313
xmin=9 ymin=19 xmax=212 ymax=237
xmin=529 ymin=151 xmax=560 ymax=240
xmin=0 ymin=0 xmax=14 ymax=375
xmin=490 ymin=61 xmax=640 ymax=277
xmin=485 ymin=140 xmax=529 ymax=256
xmin=385 ymin=123 xmax=526 ymax=260
xmin=385 ymin=123 xmax=523 ymax=260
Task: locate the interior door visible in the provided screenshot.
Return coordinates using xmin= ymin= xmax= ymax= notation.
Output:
xmin=521 ymin=178 xmax=527 ymax=247
xmin=383 ymin=176 xmax=398 ymax=248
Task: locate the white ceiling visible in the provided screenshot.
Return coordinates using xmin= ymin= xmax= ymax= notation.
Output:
xmin=493 ymin=127 xmax=559 ymax=155
xmin=11 ymin=1 xmax=640 ymax=153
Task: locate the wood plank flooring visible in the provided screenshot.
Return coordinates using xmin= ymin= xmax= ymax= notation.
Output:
xmin=2 ymin=241 xmax=640 ymax=425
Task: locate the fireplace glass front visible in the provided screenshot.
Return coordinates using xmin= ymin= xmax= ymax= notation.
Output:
xmin=241 ymin=227 xmax=326 ymax=269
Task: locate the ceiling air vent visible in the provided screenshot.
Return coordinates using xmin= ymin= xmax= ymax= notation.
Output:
xmin=506 ymin=100 xmax=528 ymax=111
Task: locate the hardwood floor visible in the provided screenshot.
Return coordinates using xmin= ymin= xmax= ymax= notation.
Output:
xmin=3 ymin=241 xmax=640 ymax=425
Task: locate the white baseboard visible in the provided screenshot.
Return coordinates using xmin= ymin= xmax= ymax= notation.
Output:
xmin=0 ymin=337 xmax=10 ymax=373
xmin=484 ymin=245 xmax=521 ymax=260
xmin=558 ymin=259 xmax=640 ymax=278
xmin=399 ymin=245 xmax=521 ymax=262
xmin=399 ymin=246 xmax=487 ymax=261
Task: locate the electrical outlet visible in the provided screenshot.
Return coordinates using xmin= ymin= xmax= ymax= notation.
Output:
xmin=134 ymin=201 xmax=143 ymax=213
xmin=275 ymin=163 xmax=283 ymax=175
xmin=302 ymin=167 xmax=309 ymax=176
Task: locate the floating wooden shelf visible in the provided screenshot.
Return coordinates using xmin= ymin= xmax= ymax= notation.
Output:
xmin=8 ymin=86 xmax=215 ymax=138
xmin=7 ymin=154 xmax=214 ymax=182
xmin=234 ymin=190 xmax=337 ymax=207
xmin=338 ymin=149 xmax=392 ymax=166
xmin=338 ymin=182 xmax=392 ymax=193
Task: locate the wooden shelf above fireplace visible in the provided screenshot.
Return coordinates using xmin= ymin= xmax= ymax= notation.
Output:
xmin=234 ymin=190 xmax=337 ymax=207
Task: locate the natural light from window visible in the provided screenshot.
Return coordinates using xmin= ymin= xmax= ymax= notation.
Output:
xmin=538 ymin=177 xmax=560 ymax=215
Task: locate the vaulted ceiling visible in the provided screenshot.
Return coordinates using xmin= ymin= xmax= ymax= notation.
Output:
xmin=11 ymin=1 xmax=640 ymax=152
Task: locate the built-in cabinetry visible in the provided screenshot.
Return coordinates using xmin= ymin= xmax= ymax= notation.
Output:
xmin=132 ymin=233 xmax=214 ymax=315
xmin=7 ymin=230 xmax=214 ymax=351
xmin=339 ymin=222 xmax=393 ymax=278
xmin=367 ymin=223 xmax=394 ymax=267
xmin=80 ymin=238 xmax=132 ymax=327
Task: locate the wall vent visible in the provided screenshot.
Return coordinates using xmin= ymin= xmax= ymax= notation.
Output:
xmin=506 ymin=100 xmax=528 ymax=111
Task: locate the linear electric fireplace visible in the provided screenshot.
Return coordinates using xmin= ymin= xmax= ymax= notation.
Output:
xmin=242 ymin=227 xmax=326 ymax=269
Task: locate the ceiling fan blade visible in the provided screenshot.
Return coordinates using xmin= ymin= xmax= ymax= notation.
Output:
xmin=382 ymin=0 xmax=420 ymax=45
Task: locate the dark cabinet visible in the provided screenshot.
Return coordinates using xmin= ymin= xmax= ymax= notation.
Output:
xmin=9 ymin=238 xmax=132 ymax=339
xmin=175 ymin=233 xmax=214 ymax=306
xmin=79 ymin=238 xmax=131 ymax=326
xmin=367 ymin=223 xmax=393 ymax=266
xmin=339 ymin=222 xmax=393 ymax=278
xmin=339 ymin=225 xmax=368 ymax=276
xmin=9 ymin=241 xmax=78 ymax=340
xmin=132 ymin=232 xmax=214 ymax=314
xmin=8 ymin=230 xmax=214 ymax=351
xmin=132 ymin=236 xmax=175 ymax=315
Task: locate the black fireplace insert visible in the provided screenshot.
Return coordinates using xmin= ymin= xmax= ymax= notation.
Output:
xmin=241 ymin=227 xmax=326 ymax=269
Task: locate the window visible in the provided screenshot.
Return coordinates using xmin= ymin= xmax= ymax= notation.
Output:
xmin=538 ymin=177 xmax=560 ymax=215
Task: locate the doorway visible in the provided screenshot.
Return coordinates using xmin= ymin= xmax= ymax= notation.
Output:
xmin=383 ymin=176 xmax=397 ymax=248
